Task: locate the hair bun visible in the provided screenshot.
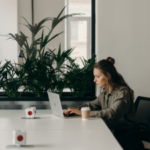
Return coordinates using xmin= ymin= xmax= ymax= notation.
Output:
xmin=106 ymin=57 xmax=115 ymax=65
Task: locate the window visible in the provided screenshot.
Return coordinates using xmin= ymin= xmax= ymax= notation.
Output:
xmin=63 ymin=0 xmax=95 ymax=96
xmin=66 ymin=0 xmax=92 ymax=68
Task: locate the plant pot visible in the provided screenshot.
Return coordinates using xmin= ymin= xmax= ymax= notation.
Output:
xmin=30 ymin=104 xmax=47 ymax=109
xmin=0 ymin=96 xmax=97 ymax=102
xmin=3 ymin=104 xmax=22 ymax=109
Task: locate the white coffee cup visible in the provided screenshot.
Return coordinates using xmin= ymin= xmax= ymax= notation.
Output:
xmin=81 ymin=107 xmax=91 ymax=120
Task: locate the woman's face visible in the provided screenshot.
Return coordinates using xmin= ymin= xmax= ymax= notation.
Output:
xmin=93 ymin=68 xmax=108 ymax=88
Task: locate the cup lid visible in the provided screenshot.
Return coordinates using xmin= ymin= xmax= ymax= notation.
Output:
xmin=81 ymin=107 xmax=90 ymax=111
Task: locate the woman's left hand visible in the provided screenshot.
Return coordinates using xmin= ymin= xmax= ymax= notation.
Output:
xmin=67 ymin=108 xmax=82 ymax=116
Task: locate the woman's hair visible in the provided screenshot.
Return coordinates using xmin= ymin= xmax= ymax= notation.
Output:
xmin=94 ymin=57 xmax=134 ymax=101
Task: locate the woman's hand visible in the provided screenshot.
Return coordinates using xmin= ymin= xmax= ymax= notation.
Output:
xmin=64 ymin=107 xmax=81 ymax=116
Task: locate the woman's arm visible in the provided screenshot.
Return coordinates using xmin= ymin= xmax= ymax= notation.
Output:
xmin=77 ymin=94 xmax=102 ymax=111
xmin=63 ymin=94 xmax=102 ymax=116
xmin=89 ymin=88 xmax=131 ymax=120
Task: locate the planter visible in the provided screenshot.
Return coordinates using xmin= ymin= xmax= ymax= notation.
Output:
xmin=0 ymin=96 xmax=97 ymax=101
xmin=30 ymin=104 xmax=47 ymax=109
xmin=3 ymin=104 xmax=22 ymax=109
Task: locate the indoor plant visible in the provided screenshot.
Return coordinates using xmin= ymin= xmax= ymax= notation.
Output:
xmin=0 ymin=7 xmax=96 ymax=100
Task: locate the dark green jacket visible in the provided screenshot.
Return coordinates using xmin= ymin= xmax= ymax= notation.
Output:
xmin=78 ymin=86 xmax=138 ymax=130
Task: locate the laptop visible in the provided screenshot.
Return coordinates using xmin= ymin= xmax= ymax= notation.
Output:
xmin=47 ymin=91 xmax=80 ymax=118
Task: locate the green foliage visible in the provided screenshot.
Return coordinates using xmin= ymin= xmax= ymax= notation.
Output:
xmin=0 ymin=6 xmax=96 ymax=98
xmin=65 ymin=55 xmax=96 ymax=97
xmin=21 ymin=17 xmax=53 ymax=37
xmin=0 ymin=61 xmax=25 ymax=97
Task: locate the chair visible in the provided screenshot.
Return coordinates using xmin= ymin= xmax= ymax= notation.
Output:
xmin=125 ymin=96 xmax=150 ymax=150
xmin=135 ymin=96 xmax=150 ymax=131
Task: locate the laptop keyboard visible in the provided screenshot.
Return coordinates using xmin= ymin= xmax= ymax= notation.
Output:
xmin=63 ymin=113 xmax=76 ymax=117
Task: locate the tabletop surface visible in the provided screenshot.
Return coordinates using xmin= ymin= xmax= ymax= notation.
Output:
xmin=0 ymin=110 xmax=122 ymax=150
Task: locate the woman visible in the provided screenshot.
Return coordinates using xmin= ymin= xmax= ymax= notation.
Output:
xmin=64 ymin=57 xmax=144 ymax=150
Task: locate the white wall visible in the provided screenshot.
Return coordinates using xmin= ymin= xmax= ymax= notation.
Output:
xmin=18 ymin=0 xmax=32 ymax=63
xmin=34 ymin=0 xmax=65 ymax=52
xmin=0 ymin=0 xmax=18 ymax=64
xmin=96 ymin=0 xmax=150 ymax=99
xmin=18 ymin=0 xmax=32 ymax=44
xmin=18 ymin=0 xmax=65 ymax=62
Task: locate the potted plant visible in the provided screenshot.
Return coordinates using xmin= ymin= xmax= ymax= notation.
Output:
xmin=65 ymin=55 xmax=96 ymax=97
xmin=0 ymin=7 xmax=96 ymax=104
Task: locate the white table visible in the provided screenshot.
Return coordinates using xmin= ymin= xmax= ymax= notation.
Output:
xmin=0 ymin=110 xmax=122 ymax=150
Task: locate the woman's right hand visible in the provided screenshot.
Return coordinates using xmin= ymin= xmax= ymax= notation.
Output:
xmin=64 ymin=107 xmax=79 ymax=115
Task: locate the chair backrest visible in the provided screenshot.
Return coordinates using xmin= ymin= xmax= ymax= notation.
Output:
xmin=135 ymin=96 xmax=150 ymax=131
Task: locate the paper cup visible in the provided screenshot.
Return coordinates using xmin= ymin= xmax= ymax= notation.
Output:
xmin=81 ymin=107 xmax=90 ymax=120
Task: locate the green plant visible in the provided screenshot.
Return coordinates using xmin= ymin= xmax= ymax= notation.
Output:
xmin=1 ymin=61 xmax=26 ymax=97
xmin=6 ymin=7 xmax=81 ymax=61
xmin=0 ymin=61 xmax=10 ymax=89
xmin=3 ymin=7 xmax=80 ymax=97
xmin=18 ymin=58 xmax=51 ymax=97
xmin=65 ymin=55 xmax=96 ymax=97
xmin=1 ymin=6 xmax=96 ymax=98
xmin=45 ymin=45 xmax=75 ymax=96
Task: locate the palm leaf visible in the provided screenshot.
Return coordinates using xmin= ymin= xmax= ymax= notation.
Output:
xmin=22 ymin=17 xmax=53 ymax=37
xmin=52 ymin=6 xmax=83 ymax=29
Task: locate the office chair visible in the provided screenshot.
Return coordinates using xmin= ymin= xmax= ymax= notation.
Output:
xmin=135 ymin=96 xmax=150 ymax=131
xmin=125 ymin=96 xmax=150 ymax=150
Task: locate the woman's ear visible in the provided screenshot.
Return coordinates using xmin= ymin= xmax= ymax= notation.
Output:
xmin=106 ymin=73 xmax=111 ymax=80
